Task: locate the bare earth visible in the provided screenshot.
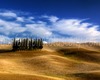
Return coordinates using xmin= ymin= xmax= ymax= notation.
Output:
xmin=0 ymin=42 xmax=100 ymax=80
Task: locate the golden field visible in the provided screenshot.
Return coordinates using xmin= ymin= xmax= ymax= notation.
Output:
xmin=0 ymin=42 xmax=100 ymax=80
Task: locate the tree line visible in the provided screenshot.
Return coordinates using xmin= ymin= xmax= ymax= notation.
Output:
xmin=12 ymin=38 xmax=43 ymax=51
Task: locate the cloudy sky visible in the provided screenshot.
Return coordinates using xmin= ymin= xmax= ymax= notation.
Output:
xmin=0 ymin=0 xmax=100 ymax=43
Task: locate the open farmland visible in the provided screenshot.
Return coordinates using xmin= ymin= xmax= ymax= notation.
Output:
xmin=0 ymin=42 xmax=100 ymax=80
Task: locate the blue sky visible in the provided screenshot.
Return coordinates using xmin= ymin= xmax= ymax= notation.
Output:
xmin=0 ymin=0 xmax=100 ymax=43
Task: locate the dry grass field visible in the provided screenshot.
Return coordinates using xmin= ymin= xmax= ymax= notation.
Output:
xmin=0 ymin=42 xmax=100 ymax=80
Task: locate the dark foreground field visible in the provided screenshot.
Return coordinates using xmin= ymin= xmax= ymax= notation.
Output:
xmin=0 ymin=42 xmax=100 ymax=80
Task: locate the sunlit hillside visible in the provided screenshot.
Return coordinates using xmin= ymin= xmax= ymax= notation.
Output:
xmin=0 ymin=42 xmax=100 ymax=80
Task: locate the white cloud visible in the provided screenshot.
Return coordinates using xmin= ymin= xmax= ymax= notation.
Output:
xmin=50 ymin=19 xmax=100 ymax=42
xmin=0 ymin=35 xmax=11 ymax=44
xmin=0 ymin=11 xmax=17 ymax=17
xmin=16 ymin=16 xmax=35 ymax=22
xmin=42 ymin=15 xmax=59 ymax=22
xmin=0 ymin=10 xmax=100 ymax=43
xmin=0 ymin=19 xmax=26 ymax=35
xmin=26 ymin=23 xmax=52 ymax=37
xmin=16 ymin=17 xmax=24 ymax=22
xmin=28 ymin=16 xmax=34 ymax=20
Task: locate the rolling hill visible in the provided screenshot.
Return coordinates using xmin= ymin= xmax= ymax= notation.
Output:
xmin=0 ymin=42 xmax=100 ymax=80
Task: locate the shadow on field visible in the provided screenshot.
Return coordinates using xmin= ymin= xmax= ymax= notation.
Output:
xmin=0 ymin=49 xmax=13 ymax=53
xmin=57 ymin=48 xmax=100 ymax=63
xmin=66 ymin=72 xmax=100 ymax=80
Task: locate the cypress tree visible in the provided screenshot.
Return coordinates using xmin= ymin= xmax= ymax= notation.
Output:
xmin=12 ymin=38 xmax=16 ymax=51
xmin=32 ymin=39 xmax=35 ymax=49
xmin=25 ymin=38 xmax=28 ymax=50
xmin=39 ymin=38 xmax=43 ymax=49
xmin=34 ymin=39 xmax=37 ymax=49
xmin=38 ymin=39 xmax=40 ymax=49
xmin=35 ymin=38 xmax=38 ymax=49
xmin=30 ymin=38 xmax=32 ymax=50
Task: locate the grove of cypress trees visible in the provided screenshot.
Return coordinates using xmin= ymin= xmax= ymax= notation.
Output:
xmin=12 ymin=38 xmax=43 ymax=50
